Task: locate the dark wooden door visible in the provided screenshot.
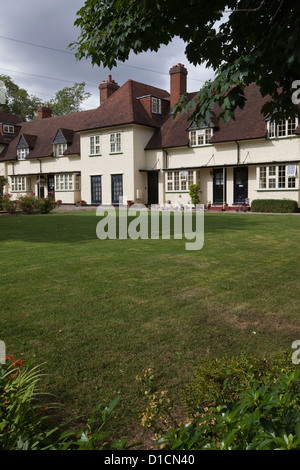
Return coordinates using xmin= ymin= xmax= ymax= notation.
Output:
xmin=91 ymin=175 xmax=102 ymax=204
xmin=148 ymin=171 xmax=159 ymax=205
xmin=213 ymin=168 xmax=225 ymax=204
xmin=111 ymin=174 xmax=123 ymax=205
xmin=48 ymin=174 xmax=55 ymax=198
xmin=234 ymin=167 xmax=248 ymax=204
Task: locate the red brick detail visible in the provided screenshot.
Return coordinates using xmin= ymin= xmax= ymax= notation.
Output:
xmin=37 ymin=104 xmax=52 ymax=120
xmin=169 ymin=63 xmax=188 ymax=109
xmin=99 ymin=76 xmax=120 ymax=105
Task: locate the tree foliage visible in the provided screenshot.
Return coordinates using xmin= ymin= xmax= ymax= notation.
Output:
xmin=0 ymin=74 xmax=42 ymax=121
xmin=72 ymin=0 xmax=300 ymax=125
xmin=48 ymin=82 xmax=91 ymax=116
xmin=0 ymin=76 xmax=91 ymax=121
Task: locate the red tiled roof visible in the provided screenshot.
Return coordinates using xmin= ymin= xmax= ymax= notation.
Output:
xmin=146 ymin=84 xmax=273 ymax=149
xmin=0 ymin=110 xmax=23 ymax=125
xmin=75 ymin=79 xmax=170 ymax=132
xmin=0 ymin=109 xmax=94 ymax=161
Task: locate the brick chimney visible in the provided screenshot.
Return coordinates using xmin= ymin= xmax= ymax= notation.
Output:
xmin=37 ymin=104 xmax=52 ymax=120
xmin=169 ymin=63 xmax=188 ymax=109
xmin=99 ymin=75 xmax=119 ymax=105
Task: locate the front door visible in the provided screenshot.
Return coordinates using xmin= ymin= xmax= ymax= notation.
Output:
xmin=91 ymin=175 xmax=102 ymax=205
xmin=148 ymin=171 xmax=159 ymax=205
xmin=48 ymin=174 xmax=55 ymax=198
xmin=111 ymin=174 xmax=123 ymax=205
xmin=213 ymin=168 xmax=225 ymax=204
xmin=234 ymin=167 xmax=248 ymax=204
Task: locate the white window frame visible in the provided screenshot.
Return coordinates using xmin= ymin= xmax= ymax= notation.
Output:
xmin=3 ymin=124 xmax=14 ymax=134
xmin=11 ymin=176 xmax=26 ymax=192
xmin=75 ymin=174 xmax=81 ymax=191
xmin=110 ymin=132 xmax=122 ymax=153
xmin=258 ymin=165 xmax=298 ymax=190
xmin=268 ymin=118 xmax=298 ymax=138
xmin=151 ymin=97 xmax=162 ymax=115
xmin=53 ymin=143 xmax=67 ymax=157
xmin=190 ymin=128 xmax=213 ymax=146
xmin=90 ymin=135 xmax=101 ymax=155
xmin=55 ymin=174 xmax=74 ymax=191
xmin=166 ymin=170 xmax=198 ymax=192
xmin=17 ymin=148 xmax=29 ymax=161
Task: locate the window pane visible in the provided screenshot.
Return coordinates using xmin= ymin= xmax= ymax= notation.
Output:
xmin=259 ymin=167 xmax=267 ymax=189
xmin=278 ymin=166 xmax=286 ymax=188
xmin=190 ymin=131 xmax=196 ymax=146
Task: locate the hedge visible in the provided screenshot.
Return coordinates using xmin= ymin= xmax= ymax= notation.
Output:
xmin=251 ymin=199 xmax=298 ymax=213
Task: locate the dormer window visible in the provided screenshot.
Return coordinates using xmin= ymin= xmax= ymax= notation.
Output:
xmin=268 ymin=118 xmax=298 ymax=138
xmin=190 ymin=128 xmax=213 ymax=146
xmin=17 ymin=148 xmax=29 ymax=160
xmin=151 ymin=97 xmax=162 ymax=115
xmin=3 ymin=124 xmax=14 ymax=134
xmin=52 ymin=129 xmax=70 ymax=157
xmin=53 ymin=143 xmax=67 ymax=157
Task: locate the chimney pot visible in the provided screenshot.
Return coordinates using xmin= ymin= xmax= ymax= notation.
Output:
xmin=99 ymin=76 xmax=120 ymax=105
xmin=169 ymin=64 xmax=188 ymax=109
xmin=37 ymin=104 xmax=52 ymax=120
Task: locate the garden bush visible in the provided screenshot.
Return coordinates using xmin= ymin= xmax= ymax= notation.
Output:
xmin=251 ymin=199 xmax=298 ymax=213
xmin=159 ymin=369 xmax=300 ymax=450
xmin=0 ymin=194 xmax=18 ymax=214
xmin=182 ymin=351 xmax=294 ymax=414
xmin=36 ymin=196 xmax=61 ymax=214
xmin=0 ymin=194 xmax=61 ymax=215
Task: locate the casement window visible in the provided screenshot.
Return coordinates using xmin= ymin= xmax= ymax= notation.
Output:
xmin=259 ymin=165 xmax=298 ymax=189
xmin=90 ymin=135 xmax=101 ymax=155
xmin=55 ymin=174 xmax=74 ymax=191
xmin=11 ymin=176 xmax=26 ymax=192
xmin=3 ymin=124 xmax=14 ymax=134
xmin=110 ymin=132 xmax=121 ymax=153
xmin=17 ymin=148 xmax=29 ymax=160
xmin=268 ymin=118 xmax=298 ymax=138
xmin=75 ymin=174 xmax=80 ymax=191
xmin=166 ymin=170 xmax=198 ymax=191
xmin=53 ymin=143 xmax=67 ymax=157
xmin=190 ymin=128 xmax=213 ymax=146
xmin=151 ymin=97 xmax=162 ymax=115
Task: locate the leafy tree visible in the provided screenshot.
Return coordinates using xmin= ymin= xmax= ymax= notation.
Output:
xmin=72 ymin=0 xmax=300 ymax=125
xmin=48 ymin=82 xmax=91 ymax=116
xmin=0 ymin=74 xmax=42 ymax=121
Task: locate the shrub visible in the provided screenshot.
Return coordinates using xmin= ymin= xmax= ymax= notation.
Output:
xmin=189 ymin=184 xmax=201 ymax=206
xmin=182 ymin=351 xmax=294 ymax=414
xmin=159 ymin=369 xmax=300 ymax=450
xmin=0 ymin=194 xmax=19 ymax=214
xmin=18 ymin=195 xmax=39 ymax=214
xmin=36 ymin=196 xmax=60 ymax=214
xmin=251 ymin=199 xmax=298 ymax=213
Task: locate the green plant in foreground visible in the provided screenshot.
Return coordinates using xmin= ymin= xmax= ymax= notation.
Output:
xmin=188 ymin=184 xmax=201 ymax=206
xmin=136 ymin=368 xmax=175 ymax=439
xmin=0 ymin=357 xmax=134 ymax=450
xmin=0 ymin=355 xmax=50 ymax=449
xmin=158 ymin=369 xmax=300 ymax=450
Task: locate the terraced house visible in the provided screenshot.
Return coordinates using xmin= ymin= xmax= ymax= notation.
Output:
xmin=0 ymin=64 xmax=300 ymax=208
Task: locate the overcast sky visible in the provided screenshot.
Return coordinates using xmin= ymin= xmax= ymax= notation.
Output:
xmin=0 ymin=0 xmax=215 ymax=111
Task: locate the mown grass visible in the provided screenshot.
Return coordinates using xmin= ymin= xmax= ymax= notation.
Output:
xmin=0 ymin=210 xmax=299 ymax=442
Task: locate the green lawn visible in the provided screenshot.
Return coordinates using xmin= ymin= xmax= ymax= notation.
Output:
xmin=0 ymin=211 xmax=300 ymax=442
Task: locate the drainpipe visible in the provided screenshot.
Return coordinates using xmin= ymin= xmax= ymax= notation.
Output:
xmin=163 ymin=149 xmax=169 ymax=169
xmin=163 ymin=149 xmax=168 ymax=204
xmin=37 ymin=159 xmax=42 ymax=198
xmin=236 ymin=141 xmax=240 ymax=164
